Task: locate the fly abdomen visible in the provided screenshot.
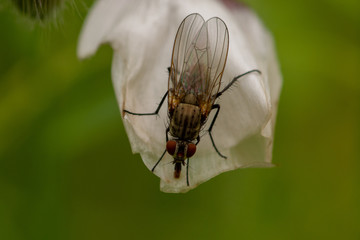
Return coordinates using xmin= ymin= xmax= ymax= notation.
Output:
xmin=170 ymin=103 xmax=201 ymax=140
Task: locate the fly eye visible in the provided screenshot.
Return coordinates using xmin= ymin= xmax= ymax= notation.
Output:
xmin=186 ymin=143 xmax=196 ymax=158
xmin=166 ymin=140 xmax=177 ymax=156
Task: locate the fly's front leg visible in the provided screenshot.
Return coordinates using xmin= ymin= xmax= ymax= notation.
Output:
xmin=186 ymin=135 xmax=199 ymax=186
xmin=208 ymin=104 xmax=227 ymax=159
xmin=124 ymin=90 xmax=168 ymax=116
xmin=151 ymin=150 xmax=166 ymax=172
xmin=195 ymin=136 xmax=200 ymax=145
xmin=186 ymin=158 xmax=190 ymax=186
xmin=151 ymin=127 xmax=170 ymax=172
xmin=165 ymin=127 xmax=170 ymax=142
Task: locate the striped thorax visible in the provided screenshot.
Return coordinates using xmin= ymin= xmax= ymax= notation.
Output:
xmin=169 ymin=94 xmax=201 ymax=141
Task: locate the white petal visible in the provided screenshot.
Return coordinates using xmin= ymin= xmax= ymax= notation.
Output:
xmin=78 ymin=0 xmax=282 ymax=193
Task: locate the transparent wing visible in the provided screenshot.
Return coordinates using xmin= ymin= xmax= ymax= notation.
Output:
xmin=169 ymin=13 xmax=229 ymax=106
xmin=168 ymin=13 xmax=205 ymax=99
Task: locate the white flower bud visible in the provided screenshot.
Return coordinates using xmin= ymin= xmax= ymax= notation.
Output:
xmin=78 ymin=0 xmax=282 ymax=193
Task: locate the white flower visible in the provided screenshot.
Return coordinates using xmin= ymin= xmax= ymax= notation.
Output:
xmin=77 ymin=0 xmax=282 ymax=193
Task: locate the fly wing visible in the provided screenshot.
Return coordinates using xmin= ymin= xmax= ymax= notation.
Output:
xmin=169 ymin=13 xmax=205 ymax=99
xmin=200 ymin=17 xmax=229 ymax=104
xmin=169 ymin=14 xmax=229 ymax=106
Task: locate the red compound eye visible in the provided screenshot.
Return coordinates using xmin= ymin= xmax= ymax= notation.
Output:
xmin=186 ymin=143 xmax=196 ymax=158
xmin=166 ymin=140 xmax=177 ymax=155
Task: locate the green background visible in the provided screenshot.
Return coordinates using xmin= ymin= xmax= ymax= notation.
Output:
xmin=0 ymin=0 xmax=359 ymax=239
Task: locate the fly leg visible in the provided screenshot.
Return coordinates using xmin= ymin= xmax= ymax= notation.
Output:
xmin=124 ymin=66 xmax=171 ymax=116
xmin=151 ymin=150 xmax=166 ymax=172
xmin=214 ymin=69 xmax=261 ymax=99
xmin=126 ymin=68 xmax=171 ymax=173
xmin=207 ymin=69 xmax=261 ymax=159
xmin=208 ymin=104 xmax=227 ymax=159
xmin=124 ymin=90 xmax=168 ymax=116
xmin=151 ymin=127 xmax=170 ymax=172
xmin=125 ymin=91 xmax=168 ymax=171
xmin=195 ymin=136 xmax=200 ymax=145
xmin=186 ymin=158 xmax=190 ymax=186
xmin=186 ymin=136 xmax=200 ymax=186
xmin=165 ymin=127 xmax=170 ymax=142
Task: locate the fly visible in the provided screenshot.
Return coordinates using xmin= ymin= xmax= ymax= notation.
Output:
xmin=124 ymin=13 xmax=261 ymax=186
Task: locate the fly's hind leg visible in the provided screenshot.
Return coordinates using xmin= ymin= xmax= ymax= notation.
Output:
xmin=214 ymin=69 xmax=261 ymax=99
xmin=207 ymin=69 xmax=261 ymax=159
xmin=208 ymin=104 xmax=227 ymax=159
xmin=124 ymin=90 xmax=168 ymax=116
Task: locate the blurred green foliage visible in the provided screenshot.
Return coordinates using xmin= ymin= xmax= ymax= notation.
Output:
xmin=0 ymin=0 xmax=359 ymax=239
xmin=11 ymin=0 xmax=64 ymax=20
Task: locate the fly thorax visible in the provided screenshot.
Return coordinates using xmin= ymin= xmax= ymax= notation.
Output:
xmin=200 ymin=101 xmax=213 ymax=123
xmin=169 ymin=103 xmax=201 ymax=140
xmin=169 ymin=95 xmax=180 ymax=114
xmin=183 ymin=94 xmax=198 ymax=105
